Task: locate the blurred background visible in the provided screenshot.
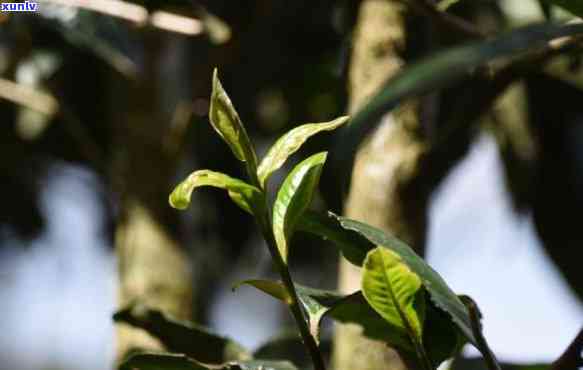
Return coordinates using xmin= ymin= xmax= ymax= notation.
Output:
xmin=0 ymin=1 xmax=582 ymax=370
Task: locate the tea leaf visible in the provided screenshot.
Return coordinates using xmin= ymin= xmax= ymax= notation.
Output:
xmin=297 ymin=211 xmax=371 ymax=265
xmin=210 ymin=69 xmax=257 ymax=168
xmin=333 ymin=214 xmax=497 ymax=362
xmin=257 ymin=116 xmax=348 ymax=188
xmin=272 ymin=152 xmax=327 ymax=263
xmin=234 ymin=279 xmax=344 ymax=342
xmin=113 ymin=303 xmax=250 ymax=364
xmin=120 ymin=353 xmax=298 ymax=370
xmin=543 ymin=0 xmax=583 ymax=18
xmin=169 ymin=170 xmax=263 ymax=215
xmin=362 ymin=247 xmax=425 ymax=344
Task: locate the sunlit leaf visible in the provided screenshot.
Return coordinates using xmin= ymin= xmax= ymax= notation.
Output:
xmin=232 ymin=279 xmax=291 ymax=304
xmin=272 ymin=152 xmax=327 ymax=263
xmin=296 ymin=210 xmax=372 ymax=265
xmin=257 ymin=116 xmax=348 ymax=188
xmin=113 ymin=303 xmax=250 ymax=364
xmin=210 ymin=69 xmax=257 ymax=168
xmin=362 ymin=247 xmax=425 ymax=345
xmin=169 ymin=170 xmax=263 ymax=215
xmin=120 ymin=353 xmax=298 ymax=370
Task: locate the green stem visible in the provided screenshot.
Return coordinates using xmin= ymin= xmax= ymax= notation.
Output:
xmin=257 ymin=216 xmax=326 ymax=370
xmin=244 ymin=160 xmax=325 ymax=370
xmin=412 ymin=339 xmax=433 ymax=370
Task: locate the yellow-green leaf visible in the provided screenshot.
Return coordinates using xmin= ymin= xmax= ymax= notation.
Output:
xmin=232 ymin=279 xmax=292 ymax=304
xmin=362 ymin=247 xmax=425 ymax=344
xmin=272 ymin=152 xmax=327 ymax=263
xmin=257 ymin=116 xmax=348 ymax=188
xmin=169 ymin=170 xmax=262 ymax=215
xmin=210 ymin=68 xmax=257 ymax=168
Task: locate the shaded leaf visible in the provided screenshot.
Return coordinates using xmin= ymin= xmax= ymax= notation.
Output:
xmin=362 ymin=247 xmax=425 ymax=346
xmin=233 ymin=279 xmax=343 ymax=342
xmin=538 ymin=0 xmax=553 ymax=20
xmin=119 ymin=353 xmax=208 ymax=370
xmin=333 ymin=22 xmax=583 ymax=184
xmin=272 ymin=152 xmax=327 ymax=263
xmin=210 ymin=69 xmax=257 ymax=168
xmin=332 ymin=214 xmax=496 ymax=360
xmin=253 ymin=333 xmax=310 ymax=367
xmin=253 ymin=333 xmax=332 ymax=369
xmin=257 ymin=116 xmax=349 ymax=188
xmin=113 ymin=303 xmax=250 ymax=364
xmin=543 ymin=0 xmax=583 ymax=18
xmin=169 ymin=170 xmax=263 ymax=215
xmin=120 ymin=353 xmax=298 ymax=370
xmin=325 ymin=292 xmax=413 ymax=351
xmin=296 ymin=210 xmax=372 ymax=266
xmin=423 ymin=297 xmax=465 ymax=368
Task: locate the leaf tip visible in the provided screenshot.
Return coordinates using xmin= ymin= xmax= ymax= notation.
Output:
xmin=169 ymin=186 xmax=190 ymax=210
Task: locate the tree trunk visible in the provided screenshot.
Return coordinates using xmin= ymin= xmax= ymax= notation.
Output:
xmin=113 ymin=31 xmax=192 ymax=363
xmin=333 ymin=1 xmax=428 ymax=369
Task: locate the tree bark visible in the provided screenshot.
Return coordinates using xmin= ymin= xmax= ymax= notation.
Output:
xmin=333 ymin=1 xmax=428 ymax=370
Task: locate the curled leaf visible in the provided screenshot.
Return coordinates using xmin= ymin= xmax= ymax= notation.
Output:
xmin=257 ymin=116 xmax=349 ymax=188
xmin=169 ymin=170 xmax=263 ymax=215
xmin=272 ymin=152 xmax=327 ymax=263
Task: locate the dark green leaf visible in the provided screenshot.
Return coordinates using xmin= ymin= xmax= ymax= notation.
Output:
xmin=296 ymin=210 xmax=372 ymax=265
xmin=424 ymin=297 xmax=465 ymax=368
xmin=253 ymin=333 xmax=310 ymax=368
xmin=333 ymin=23 xmax=583 ymax=182
xmin=257 ymin=116 xmax=348 ymax=188
xmin=210 ymin=69 xmax=258 ymax=168
xmin=325 ymin=292 xmax=413 ymax=351
xmin=120 ymin=353 xmax=298 ymax=370
xmin=543 ymin=0 xmax=583 ymax=18
xmin=169 ymin=170 xmax=263 ymax=215
xmin=538 ymin=0 xmax=553 ymax=20
xmin=113 ymin=303 xmax=250 ymax=364
xmin=332 ymin=214 xmax=496 ymax=360
xmin=361 ymin=247 xmax=425 ymax=346
xmin=119 ymin=353 xmax=208 ymax=370
xmin=272 ymin=152 xmax=327 ymax=263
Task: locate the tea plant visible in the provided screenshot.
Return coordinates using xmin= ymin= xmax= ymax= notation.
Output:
xmin=115 ymin=69 xmax=501 ymax=370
